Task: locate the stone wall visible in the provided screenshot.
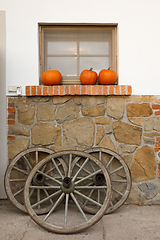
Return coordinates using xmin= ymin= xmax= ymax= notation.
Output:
xmin=7 ymin=95 xmax=160 ymax=205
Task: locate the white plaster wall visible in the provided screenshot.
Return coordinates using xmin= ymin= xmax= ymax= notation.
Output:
xmin=1 ymin=0 xmax=160 ymax=95
xmin=0 ymin=11 xmax=7 ymax=198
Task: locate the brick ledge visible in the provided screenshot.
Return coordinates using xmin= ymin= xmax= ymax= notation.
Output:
xmin=26 ymin=85 xmax=132 ymax=96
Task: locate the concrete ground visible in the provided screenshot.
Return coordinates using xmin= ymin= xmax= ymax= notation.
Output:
xmin=0 ymin=199 xmax=160 ymax=240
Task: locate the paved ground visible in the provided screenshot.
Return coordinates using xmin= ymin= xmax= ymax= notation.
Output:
xmin=0 ymin=199 xmax=160 ymax=240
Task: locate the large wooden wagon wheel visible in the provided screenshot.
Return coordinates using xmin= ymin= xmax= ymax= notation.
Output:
xmin=81 ymin=147 xmax=132 ymax=214
xmin=24 ymin=150 xmax=112 ymax=234
xmin=4 ymin=147 xmax=60 ymax=214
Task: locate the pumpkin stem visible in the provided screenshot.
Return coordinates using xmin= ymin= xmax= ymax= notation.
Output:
xmin=89 ymin=68 xmax=93 ymax=71
xmin=108 ymin=67 xmax=111 ymax=70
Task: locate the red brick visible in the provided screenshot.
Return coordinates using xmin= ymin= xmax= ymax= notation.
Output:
xmin=92 ymin=85 xmax=97 ymax=95
xmin=97 ymin=85 xmax=102 ymax=95
xmin=75 ymin=85 xmax=81 ymax=95
xmin=65 ymin=85 xmax=69 ymax=95
xmin=8 ymin=108 xmax=15 ymax=113
xmin=121 ymin=85 xmax=126 ymax=95
xmin=86 ymin=85 xmax=91 ymax=95
xmin=158 ymin=171 xmax=160 ymax=176
xmin=127 ymin=85 xmax=132 ymax=95
xmin=8 ymin=103 xmax=14 ymax=108
xmin=115 ymin=85 xmax=120 ymax=95
xmin=26 ymin=86 xmax=30 ymax=96
xmin=103 ymin=85 xmax=108 ymax=95
xmin=37 ymin=86 xmax=42 ymax=95
xmin=70 ymin=85 xmax=75 ymax=95
xmin=109 ymin=85 xmax=114 ymax=95
xmin=48 ymin=86 xmax=53 ymax=96
xmin=81 ymin=85 xmax=86 ymax=95
xmin=8 ymin=136 xmax=15 ymax=141
xmin=155 ymin=148 xmax=160 ymax=152
xmin=152 ymin=104 xmax=160 ymax=109
xmin=59 ymin=85 xmax=64 ymax=95
xmin=31 ymin=86 xmax=36 ymax=96
xmin=156 ymin=137 xmax=160 ymax=142
xmin=8 ymin=114 xmax=15 ymax=119
xmin=158 ymin=165 xmax=160 ymax=170
xmin=155 ymin=110 xmax=160 ymax=115
xmin=156 ymin=143 xmax=160 ymax=147
xmin=53 ymin=86 xmax=59 ymax=95
xmin=157 ymin=160 xmax=160 ymax=164
xmin=8 ymin=120 xmax=15 ymax=125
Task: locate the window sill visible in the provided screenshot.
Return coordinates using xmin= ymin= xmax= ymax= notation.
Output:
xmin=25 ymin=85 xmax=132 ymax=96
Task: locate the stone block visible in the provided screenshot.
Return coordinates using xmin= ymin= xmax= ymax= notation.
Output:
xmin=18 ymin=106 xmax=35 ymax=125
xmin=56 ymin=100 xmax=79 ymax=124
xmin=8 ymin=126 xmax=30 ymax=136
xmin=82 ymin=105 xmax=105 ymax=117
xmin=8 ymin=139 xmax=30 ymax=159
xmin=127 ymin=103 xmax=152 ymax=117
xmin=81 ymin=96 xmax=105 ymax=106
xmin=99 ymin=135 xmax=116 ymax=151
xmin=144 ymin=117 xmax=160 ymax=131
xmin=37 ymin=104 xmax=56 ymax=121
xmin=130 ymin=145 xmax=156 ymax=182
xmin=128 ymin=118 xmax=144 ymax=127
xmin=63 ymin=118 xmax=94 ymax=147
xmin=117 ymin=144 xmax=137 ymax=155
xmin=112 ymin=121 xmax=142 ymax=145
xmin=95 ymin=117 xmax=110 ymax=125
xmin=96 ymin=126 xmax=105 ymax=145
xmin=138 ymin=181 xmax=159 ymax=199
xmin=32 ymin=123 xmax=61 ymax=145
xmin=106 ymin=96 xmax=125 ymax=119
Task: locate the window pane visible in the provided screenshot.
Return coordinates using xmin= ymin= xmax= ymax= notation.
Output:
xmin=80 ymin=42 xmax=109 ymax=55
xmin=79 ymin=57 xmax=109 ymax=74
xmin=48 ymin=41 xmax=77 ymax=55
xmin=47 ymin=57 xmax=77 ymax=76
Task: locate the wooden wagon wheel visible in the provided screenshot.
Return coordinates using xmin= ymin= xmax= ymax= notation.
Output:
xmin=4 ymin=147 xmax=60 ymax=214
xmin=24 ymin=150 xmax=112 ymax=234
xmin=81 ymin=147 xmax=132 ymax=214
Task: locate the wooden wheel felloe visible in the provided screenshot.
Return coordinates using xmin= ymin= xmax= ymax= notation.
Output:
xmin=24 ymin=150 xmax=112 ymax=234
xmin=4 ymin=147 xmax=55 ymax=213
xmin=83 ymin=147 xmax=132 ymax=214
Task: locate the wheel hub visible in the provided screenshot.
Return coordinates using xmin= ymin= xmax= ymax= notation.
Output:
xmin=33 ymin=173 xmax=45 ymax=185
xmin=93 ymin=173 xmax=106 ymax=186
xmin=61 ymin=177 xmax=75 ymax=193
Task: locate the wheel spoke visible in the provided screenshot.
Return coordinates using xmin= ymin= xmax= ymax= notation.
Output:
xmin=52 ymin=158 xmax=64 ymax=179
xmin=45 ymin=162 xmax=62 ymax=175
xmin=83 ymin=189 xmax=94 ymax=207
xmin=75 ymin=168 xmax=102 ymax=185
xmin=32 ymin=189 xmax=62 ymax=208
xmin=37 ymin=189 xmax=40 ymax=209
xmin=75 ymin=162 xmax=91 ymax=175
xmin=13 ymin=166 xmax=28 ymax=176
xmin=23 ymin=155 xmax=32 ymax=170
xmin=110 ymin=166 xmax=124 ymax=175
xmin=43 ymin=189 xmax=54 ymax=205
xmin=44 ymin=192 xmax=65 ymax=221
xmin=9 ymin=178 xmax=26 ymax=182
xmin=112 ymin=179 xmax=127 ymax=183
xmin=36 ymin=151 xmax=38 ymax=164
xmin=29 ymin=185 xmax=60 ymax=189
xmin=74 ymin=190 xmax=103 ymax=207
xmin=99 ymin=151 xmax=102 ymax=161
xmin=64 ymin=194 xmax=69 ymax=227
xmin=112 ymin=187 xmax=123 ymax=196
xmin=72 ymin=157 xmax=89 ymax=181
xmin=37 ymin=170 xmax=62 ymax=185
xmin=70 ymin=192 xmax=88 ymax=221
xmin=68 ymin=154 xmax=72 ymax=178
xmin=106 ymin=155 xmax=114 ymax=168
xmin=75 ymin=186 xmax=107 ymax=189
xmin=13 ymin=187 xmax=23 ymax=197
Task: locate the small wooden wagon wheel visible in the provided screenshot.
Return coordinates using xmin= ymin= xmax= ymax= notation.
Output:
xmin=82 ymin=147 xmax=132 ymax=214
xmin=24 ymin=150 xmax=112 ymax=234
xmin=4 ymin=147 xmax=58 ymax=214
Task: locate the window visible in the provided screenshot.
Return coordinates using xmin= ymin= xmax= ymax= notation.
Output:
xmin=39 ymin=24 xmax=117 ymax=85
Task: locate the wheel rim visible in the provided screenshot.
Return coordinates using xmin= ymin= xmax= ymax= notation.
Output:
xmin=84 ymin=147 xmax=132 ymax=214
xmin=24 ymin=150 xmax=112 ymax=234
xmin=4 ymin=147 xmax=55 ymax=213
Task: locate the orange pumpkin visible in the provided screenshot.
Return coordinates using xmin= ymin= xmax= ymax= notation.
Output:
xmin=98 ymin=68 xmax=117 ymax=85
xmin=41 ymin=69 xmax=62 ymax=85
xmin=80 ymin=68 xmax=97 ymax=85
